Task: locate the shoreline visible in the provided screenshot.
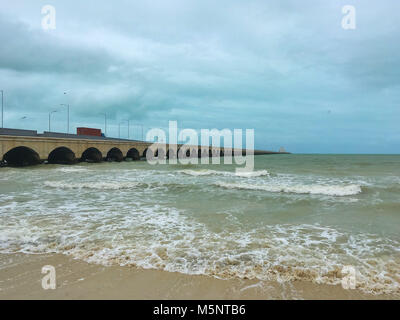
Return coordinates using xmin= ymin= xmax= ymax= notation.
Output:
xmin=0 ymin=253 xmax=397 ymax=300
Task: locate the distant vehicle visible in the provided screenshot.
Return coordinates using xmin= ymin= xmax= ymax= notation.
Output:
xmin=77 ymin=127 xmax=102 ymax=137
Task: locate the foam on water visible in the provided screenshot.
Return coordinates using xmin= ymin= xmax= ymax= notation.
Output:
xmin=44 ymin=181 xmax=141 ymax=190
xmin=179 ymin=169 xmax=269 ymax=178
xmin=215 ymin=182 xmax=362 ymax=196
xmin=179 ymin=169 xmax=221 ymax=176
xmin=1 ymin=156 xmax=400 ymax=296
xmin=54 ymin=167 xmax=89 ymax=173
xmin=0 ymin=200 xmax=399 ymax=295
xmin=235 ymin=170 xmax=270 ymax=177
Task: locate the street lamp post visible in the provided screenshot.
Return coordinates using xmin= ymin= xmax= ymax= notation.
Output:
xmin=100 ymin=113 xmax=107 ymax=136
xmin=118 ymin=121 xmax=124 ymax=139
xmin=119 ymin=120 xmax=130 ymax=139
xmin=49 ymin=110 xmax=57 ymax=132
xmin=1 ymin=90 xmax=3 ymax=128
xmin=133 ymin=123 xmax=143 ymax=141
xmin=124 ymin=119 xmax=131 ymax=140
xmin=63 ymin=92 xmax=69 ymax=133
xmin=60 ymin=104 xmax=69 ymax=133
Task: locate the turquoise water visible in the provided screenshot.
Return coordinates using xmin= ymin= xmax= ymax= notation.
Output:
xmin=0 ymin=154 xmax=399 ymax=295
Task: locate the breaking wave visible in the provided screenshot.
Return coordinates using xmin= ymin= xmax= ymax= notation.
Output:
xmin=2 ymin=156 xmax=400 ymax=297
xmin=44 ymin=181 xmax=141 ymax=190
xmin=0 ymin=203 xmax=399 ymax=295
xmin=215 ymin=182 xmax=362 ymax=196
xmin=179 ymin=169 xmax=269 ymax=178
xmin=54 ymin=167 xmax=89 ymax=173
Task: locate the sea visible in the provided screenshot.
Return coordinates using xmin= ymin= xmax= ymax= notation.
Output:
xmin=0 ymin=154 xmax=399 ymax=295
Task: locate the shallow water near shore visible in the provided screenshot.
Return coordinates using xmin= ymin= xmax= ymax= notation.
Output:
xmin=1 ymin=154 xmax=400 ymax=298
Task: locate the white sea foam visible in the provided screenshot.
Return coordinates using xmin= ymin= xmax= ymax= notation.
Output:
xmin=0 ymin=201 xmax=399 ymax=295
xmin=44 ymin=181 xmax=141 ymax=190
xmin=1 ymin=158 xmax=400 ymax=296
xmin=215 ymin=182 xmax=362 ymax=196
xmin=179 ymin=169 xmax=221 ymax=176
xmin=54 ymin=167 xmax=89 ymax=173
xmin=179 ymin=169 xmax=269 ymax=178
xmin=235 ymin=170 xmax=270 ymax=177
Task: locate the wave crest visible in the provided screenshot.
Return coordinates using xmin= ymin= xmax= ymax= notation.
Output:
xmin=44 ymin=181 xmax=140 ymax=190
xmin=54 ymin=167 xmax=89 ymax=173
xmin=215 ymin=182 xmax=362 ymax=196
xmin=179 ymin=169 xmax=269 ymax=178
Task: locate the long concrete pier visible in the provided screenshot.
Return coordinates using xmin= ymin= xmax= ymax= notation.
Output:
xmin=0 ymin=128 xmax=289 ymax=166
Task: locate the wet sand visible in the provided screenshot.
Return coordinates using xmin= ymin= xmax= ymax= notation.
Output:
xmin=0 ymin=253 xmax=397 ymax=300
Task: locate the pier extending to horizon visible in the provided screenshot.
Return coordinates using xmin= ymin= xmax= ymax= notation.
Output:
xmin=0 ymin=128 xmax=289 ymax=167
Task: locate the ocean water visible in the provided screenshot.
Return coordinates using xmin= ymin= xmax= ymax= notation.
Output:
xmin=0 ymin=154 xmax=399 ymax=295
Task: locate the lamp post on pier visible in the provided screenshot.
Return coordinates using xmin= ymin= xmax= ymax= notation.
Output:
xmin=118 ymin=120 xmax=128 ymax=139
xmin=60 ymin=104 xmax=70 ymax=133
xmin=49 ymin=110 xmax=57 ymax=132
xmin=1 ymin=90 xmax=4 ymax=128
xmin=100 ymin=113 xmax=107 ymax=136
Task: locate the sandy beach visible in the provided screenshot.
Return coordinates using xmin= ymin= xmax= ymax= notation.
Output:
xmin=0 ymin=253 xmax=397 ymax=300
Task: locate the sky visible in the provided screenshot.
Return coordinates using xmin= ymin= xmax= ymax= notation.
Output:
xmin=0 ymin=0 xmax=399 ymax=153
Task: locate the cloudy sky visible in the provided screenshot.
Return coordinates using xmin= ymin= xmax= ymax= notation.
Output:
xmin=0 ymin=0 xmax=399 ymax=153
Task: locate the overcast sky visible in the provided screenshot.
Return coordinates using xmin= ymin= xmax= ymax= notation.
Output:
xmin=0 ymin=0 xmax=399 ymax=153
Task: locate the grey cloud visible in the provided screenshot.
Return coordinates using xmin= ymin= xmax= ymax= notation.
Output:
xmin=0 ymin=17 xmax=117 ymax=76
xmin=0 ymin=1 xmax=399 ymax=152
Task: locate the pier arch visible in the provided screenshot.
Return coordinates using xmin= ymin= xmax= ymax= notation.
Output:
xmin=156 ymin=148 xmax=166 ymax=159
xmin=178 ymin=148 xmax=191 ymax=158
xmin=126 ymin=148 xmax=140 ymax=161
xmin=48 ymin=147 xmax=76 ymax=164
xmin=143 ymin=148 xmax=155 ymax=159
xmin=211 ymin=149 xmax=220 ymax=157
xmin=81 ymin=147 xmax=102 ymax=163
xmin=166 ymin=149 xmax=177 ymax=160
xmin=106 ymin=148 xmax=123 ymax=162
xmin=199 ymin=148 xmax=209 ymax=158
xmin=3 ymin=146 xmax=41 ymax=167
